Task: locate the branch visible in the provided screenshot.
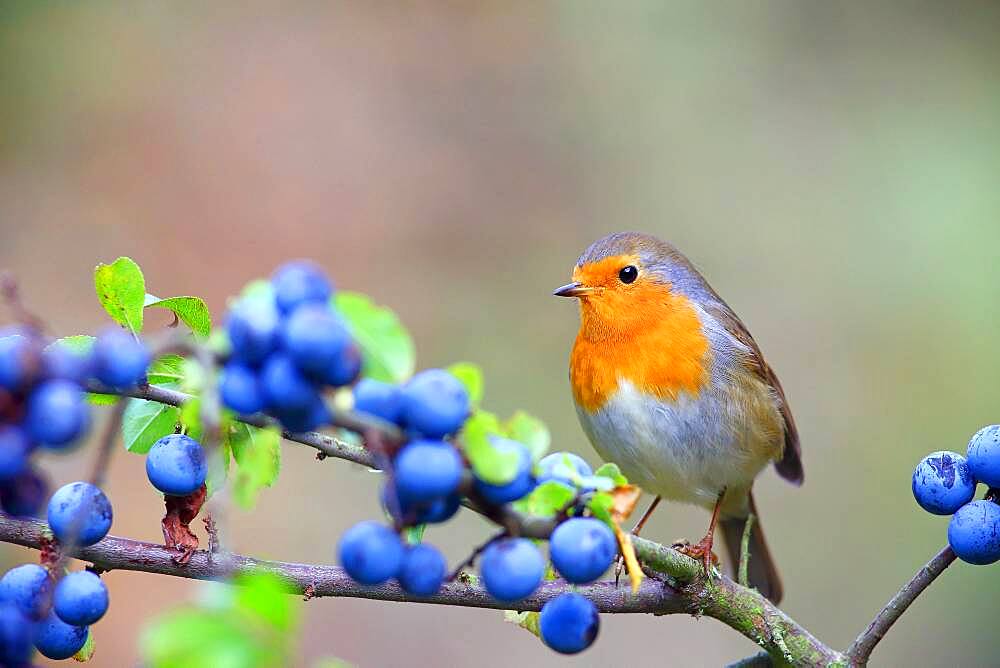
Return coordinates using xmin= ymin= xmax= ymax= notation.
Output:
xmin=86 ymin=380 xmax=376 ymax=467
xmin=847 ymin=546 xmax=956 ymax=665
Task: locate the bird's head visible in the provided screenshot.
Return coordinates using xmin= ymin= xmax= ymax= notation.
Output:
xmin=554 ymin=232 xmax=708 ymax=341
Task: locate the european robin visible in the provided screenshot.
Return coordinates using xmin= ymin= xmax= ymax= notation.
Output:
xmin=554 ymin=232 xmax=803 ymax=603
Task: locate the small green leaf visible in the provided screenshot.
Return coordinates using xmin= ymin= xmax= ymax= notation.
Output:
xmin=123 ymin=395 xmax=180 ymax=454
xmin=334 ymin=291 xmax=415 ymax=383
xmin=179 ymin=399 xmax=204 ymax=442
xmin=145 ymin=294 xmax=212 ymax=337
xmin=503 ymin=411 xmax=550 ymax=462
xmin=587 ymin=491 xmax=615 ymax=524
xmin=74 ymin=627 xmax=95 ymax=661
xmin=461 ymin=410 xmax=520 ymax=485
xmin=403 ymin=524 xmax=426 ymax=545
xmin=141 ymin=609 xmax=269 ymax=668
xmin=147 ymin=355 xmax=186 ymax=386
xmin=593 ymin=462 xmax=628 ymax=487
xmin=94 ymin=257 xmax=146 ymax=334
xmin=230 ymin=425 xmax=281 ymax=509
xmin=50 ymin=335 xmax=95 ymax=355
xmin=504 ymin=610 xmax=541 ymax=638
xmin=205 ymin=439 xmax=231 ymax=498
xmin=446 ymin=362 xmax=483 ymax=407
xmin=513 ymin=480 xmax=576 ymax=517
xmin=234 ymin=572 xmax=297 ymax=632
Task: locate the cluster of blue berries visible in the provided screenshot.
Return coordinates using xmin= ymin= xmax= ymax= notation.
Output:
xmin=0 ymin=481 xmax=113 ymax=663
xmin=221 ymin=261 xmax=361 ymax=432
xmin=0 ymin=328 xmax=148 ymax=518
xmin=912 ymin=425 xmax=1000 ymax=565
xmin=339 ymin=371 xmax=614 ymax=653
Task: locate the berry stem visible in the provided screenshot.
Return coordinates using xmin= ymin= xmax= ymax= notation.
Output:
xmin=846 ymin=545 xmax=957 ymax=665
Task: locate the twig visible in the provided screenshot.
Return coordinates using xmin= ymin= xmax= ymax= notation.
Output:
xmin=738 ymin=513 xmax=755 ymax=588
xmin=86 ymin=380 xmax=376 ymax=467
xmin=846 ymin=545 xmax=957 ymax=665
xmin=447 ymin=530 xmax=505 ymax=582
xmin=725 ymin=652 xmax=773 ymax=668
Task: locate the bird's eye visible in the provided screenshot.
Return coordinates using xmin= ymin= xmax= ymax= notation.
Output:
xmin=618 ymin=265 xmax=638 ymax=284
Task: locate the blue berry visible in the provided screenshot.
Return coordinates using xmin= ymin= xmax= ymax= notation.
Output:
xmin=394 ymin=440 xmax=464 ymax=504
xmin=91 ymin=328 xmax=150 ymax=389
xmin=281 ymin=305 xmax=352 ymax=377
xmin=24 ymin=380 xmax=90 ymax=448
xmin=948 ymin=500 xmax=1000 ymax=565
xmin=338 ymin=521 xmax=404 ymax=585
xmin=47 ymin=482 xmax=113 ymax=547
xmin=271 ymin=261 xmax=332 ymax=315
xmin=0 ymin=468 xmax=48 ymax=517
xmin=319 ymin=343 xmax=362 ymax=387
xmin=0 ymin=565 xmax=52 ymax=621
xmin=277 ymin=394 xmax=330 ymax=432
xmin=146 ymin=434 xmax=207 ymax=496
xmin=549 ymin=518 xmax=617 ymax=584
xmin=53 ymin=571 xmax=108 ymax=626
xmin=260 ymin=353 xmax=318 ymax=415
xmin=475 ymin=438 xmax=535 ymax=505
xmin=41 ymin=343 xmax=92 ymax=383
xmin=0 ymin=426 xmax=31 ymax=482
xmin=381 ymin=484 xmax=460 ymax=525
xmin=537 ymin=452 xmax=593 ymax=489
xmin=220 ymin=363 xmax=265 ymax=415
xmin=539 ymin=593 xmax=600 ymax=655
xmin=32 ymin=609 xmax=87 ymax=660
xmin=479 ymin=538 xmax=544 ymax=602
xmin=354 ymin=379 xmax=404 ymax=425
xmin=0 ymin=335 xmax=37 ymax=391
xmin=399 ymin=369 xmax=469 ymax=438
xmin=398 ymin=544 xmax=447 ymax=596
xmin=226 ymin=297 xmax=281 ymax=365
xmin=911 ymin=451 xmax=977 ymax=515
xmin=967 ymin=425 xmax=1000 ymax=488
xmin=0 ymin=602 xmax=33 ymax=664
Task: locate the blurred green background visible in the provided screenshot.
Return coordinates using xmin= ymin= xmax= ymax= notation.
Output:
xmin=2 ymin=2 xmax=999 ymax=665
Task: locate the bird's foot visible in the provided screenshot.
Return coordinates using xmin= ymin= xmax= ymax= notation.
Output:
xmin=673 ymin=536 xmax=719 ymax=575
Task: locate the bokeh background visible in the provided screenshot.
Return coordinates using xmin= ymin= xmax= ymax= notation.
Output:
xmin=2 ymin=2 xmax=1000 ymax=666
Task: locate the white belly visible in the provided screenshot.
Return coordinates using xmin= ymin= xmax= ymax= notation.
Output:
xmin=576 ymin=380 xmax=772 ymax=513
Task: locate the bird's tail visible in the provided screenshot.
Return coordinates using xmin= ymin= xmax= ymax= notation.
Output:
xmin=719 ymin=491 xmax=783 ymax=604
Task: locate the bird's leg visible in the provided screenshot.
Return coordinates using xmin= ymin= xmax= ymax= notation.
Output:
xmin=615 ymin=495 xmax=662 ymax=583
xmin=678 ymin=489 xmax=725 ymax=575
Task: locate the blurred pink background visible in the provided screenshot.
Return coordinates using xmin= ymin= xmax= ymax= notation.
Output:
xmin=2 ymin=2 xmax=999 ymax=665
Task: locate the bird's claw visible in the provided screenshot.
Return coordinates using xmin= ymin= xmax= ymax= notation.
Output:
xmin=673 ymin=536 xmax=719 ymax=575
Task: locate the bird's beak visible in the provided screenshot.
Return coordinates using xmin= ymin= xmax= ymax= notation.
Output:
xmin=552 ymin=282 xmax=593 ymax=298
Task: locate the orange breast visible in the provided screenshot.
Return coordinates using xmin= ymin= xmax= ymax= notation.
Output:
xmin=569 ymin=287 xmax=711 ymax=413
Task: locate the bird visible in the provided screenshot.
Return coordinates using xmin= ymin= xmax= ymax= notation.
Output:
xmin=554 ymin=232 xmax=802 ymax=603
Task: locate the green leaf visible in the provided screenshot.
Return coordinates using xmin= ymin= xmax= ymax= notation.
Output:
xmin=504 ymin=610 xmax=541 ymax=638
xmin=179 ymin=399 xmax=204 ymax=442
xmin=74 ymin=628 xmax=95 ymax=661
xmin=403 ymin=524 xmax=426 ymax=545
xmin=513 ymin=480 xmax=576 ymax=517
xmin=205 ymin=439 xmax=231 ymax=498
xmin=587 ymin=491 xmax=615 ymax=524
xmin=145 ymin=294 xmax=212 ymax=338
xmin=334 ymin=291 xmax=415 ymax=384
xmin=147 ymin=355 xmax=186 ymax=385
xmin=503 ymin=411 xmax=550 ymax=462
xmin=50 ymin=335 xmax=95 ymax=356
xmin=460 ymin=410 xmax=520 ymax=485
xmin=229 ymin=425 xmax=281 ymax=509
xmin=446 ymin=362 xmax=483 ymax=407
xmin=141 ymin=609 xmax=271 ymax=668
xmin=94 ymin=257 xmax=146 ymax=334
xmin=593 ymin=462 xmax=628 ymax=487
xmin=234 ymin=572 xmax=297 ymax=632
xmin=123 ymin=394 xmax=180 ymax=454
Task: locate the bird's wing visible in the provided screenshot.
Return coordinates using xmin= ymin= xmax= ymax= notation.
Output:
xmin=703 ymin=300 xmax=804 ymax=485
